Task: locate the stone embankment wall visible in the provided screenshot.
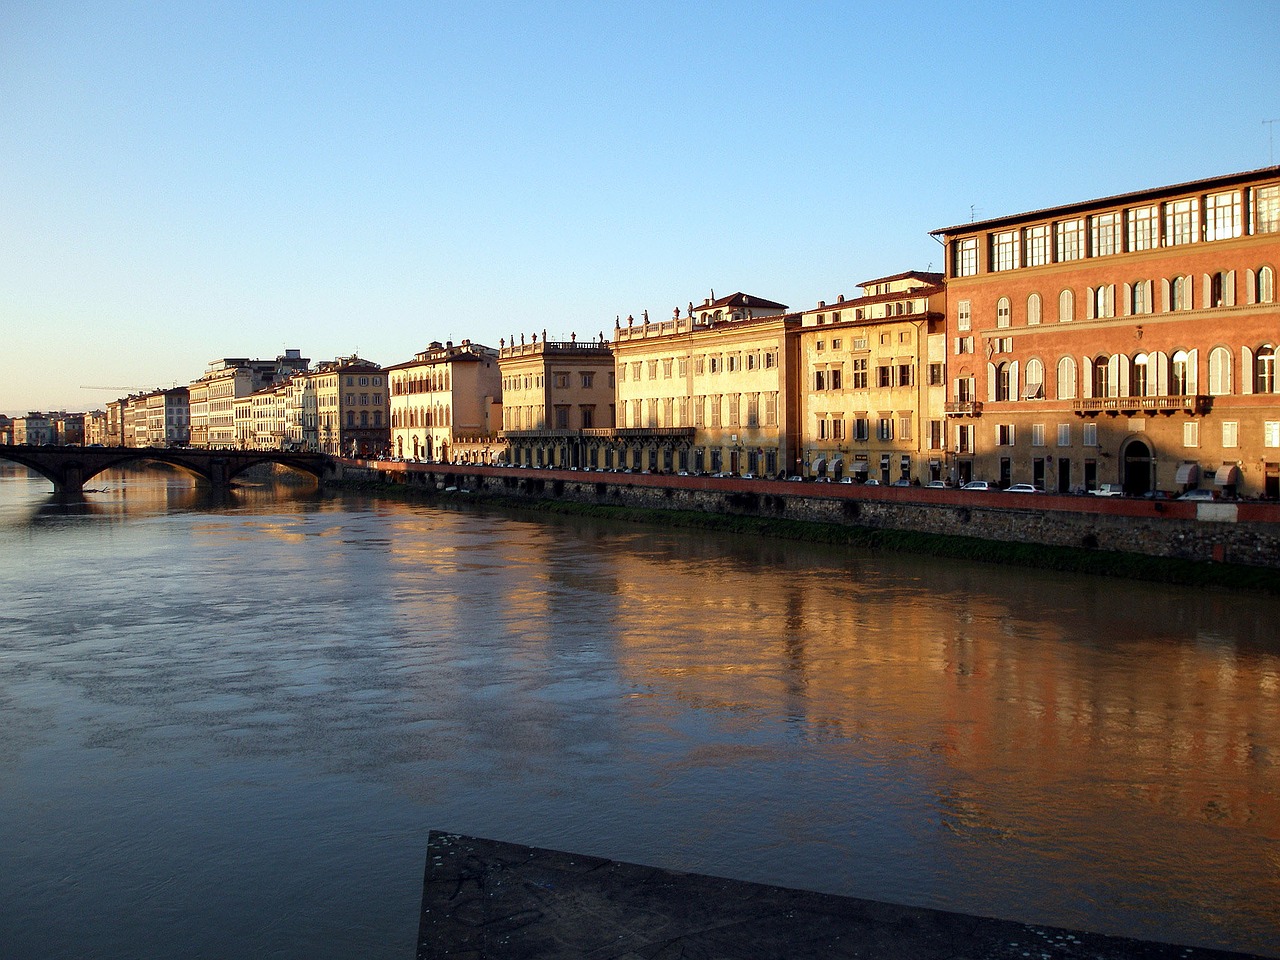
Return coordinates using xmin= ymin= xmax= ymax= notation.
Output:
xmin=334 ymin=461 xmax=1280 ymax=569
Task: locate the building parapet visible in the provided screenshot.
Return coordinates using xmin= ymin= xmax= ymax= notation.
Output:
xmin=1072 ymin=395 xmax=1211 ymax=416
xmin=499 ymin=340 xmax=612 ymax=359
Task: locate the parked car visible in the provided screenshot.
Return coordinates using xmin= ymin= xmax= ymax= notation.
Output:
xmin=961 ymin=480 xmax=996 ymax=491
xmin=837 ymin=477 xmax=854 ymax=484
xmin=862 ymin=478 xmax=880 ymax=486
xmin=1090 ymin=483 xmax=1125 ymax=497
xmin=1177 ymin=488 xmax=1218 ymax=501
xmin=925 ymin=480 xmax=950 ymax=489
xmin=785 ymin=475 xmax=804 ymax=482
xmin=891 ymin=478 xmax=912 ymax=487
xmin=1004 ymin=483 xmax=1041 ymax=494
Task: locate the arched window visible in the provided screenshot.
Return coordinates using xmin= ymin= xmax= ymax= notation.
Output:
xmin=1208 ymin=346 xmax=1233 ymax=395
xmin=1059 ymin=288 xmax=1074 ymax=322
xmin=995 ymin=362 xmax=1012 ymax=401
xmin=1257 ymin=345 xmax=1277 ymax=393
xmin=1259 ymin=266 xmax=1275 ymax=304
xmin=1131 ymin=281 xmax=1149 ymax=315
xmin=1093 ymin=355 xmax=1110 ymax=397
xmin=1027 ymin=292 xmax=1042 ymax=325
xmin=1024 ymin=358 xmax=1044 ymax=398
xmin=1171 ymin=276 xmax=1189 ymax=310
xmin=1132 ymin=354 xmax=1149 ymax=396
xmin=997 ymin=297 xmax=1011 ymax=328
xmin=1056 ymin=356 xmax=1077 ymax=399
xmin=1171 ymin=351 xmax=1191 ymax=395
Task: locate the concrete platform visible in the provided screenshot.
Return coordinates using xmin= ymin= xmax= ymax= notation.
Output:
xmin=417 ymin=831 xmax=1267 ymax=960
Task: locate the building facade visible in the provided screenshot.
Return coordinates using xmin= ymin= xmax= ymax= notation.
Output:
xmin=797 ymin=273 xmax=947 ymax=483
xmin=932 ymin=166 xmax=1280 ymax=497
xmin=498 ymin=335 xmax=615 ymax=467
xmin=188 ymin=351 xmax=309 ymax=448
xmin=610 ymin=293 xmax=799 ymax=476
xmin=387 ymin=341 xmax=501 ymax=462
xmin=307 ymin=356 xmax=390 ymax=456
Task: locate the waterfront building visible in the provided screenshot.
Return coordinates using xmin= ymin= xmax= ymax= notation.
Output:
xmin=54 ymin=412 xmax=85 ymax=447
xmin=387 ymin=340 xmax=501 ymax=462
xmin=12 ymin=413 xmax=54 ymax=446
xmin=305 ymin=356 xmax=390 ymax=456
xmin=187 ymin=351 xmax=309 ymax=448
xmin=797 ymin=272 xmax=947 ymax=482
xmin=233 ymin=394 xmax=254 ymax=449
xmin=0 ymin=415 xmax=11 ymax=445
xmin=143 ymin=388 xmax=189 ymax=447
xmin=931 ymin=166 xmax=1280 ymax=497
xmin=498 ymin=333 xmax=615 ymax=468
xmin=105 ymin=400 xmax=124 ymax=446
xmin=83 ymin=410 xmax=107 ymax=446
xmin=610 ymin=293 xmax=800 ymax=476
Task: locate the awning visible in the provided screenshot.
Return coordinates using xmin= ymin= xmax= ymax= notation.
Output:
xmin=813 ymin=458 xmax=826 ymax=472
xmin=830 ymin=458 xmax=844 ymax=470
xmin=1214 ymin=464 xmax=1240 ymax=486
xmin=1174 ymin=463 xmax=1200 ymax=485
xmin=851 ymin=461 xmax=869 ymax=473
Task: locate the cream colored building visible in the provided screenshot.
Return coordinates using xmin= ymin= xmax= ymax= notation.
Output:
xmin=307 ymin=356 xmax=390 ymax=456
xmin=188 ymin=351 xmax=309 ymax=448
xmin=498 ymin=334 xmax=615 ymax=467
xmin=797 ymin=272 xmax=947 ymax=483
xmin=388 ymin=340 xmax=501 ymax=462
xmin=610 ymin=293 xmax=799 ymax=475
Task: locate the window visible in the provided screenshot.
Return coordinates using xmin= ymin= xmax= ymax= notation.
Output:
xmin=647 ymin=361 xmax=658 ymax=379
xmin=997 ymin=424 xmax=1015 ymax=445
xmin=831 ymin=339 xmax=841 ymax=350
xmin=831 ymin=417 xmax=844 ymax=440
xmin=1055 ymin=218 xmax=1084 ymax=261
xmin=877 ymin=418 xmax=894 ymax=440
xmin=899 ymin=417 xmax=913 ymax=440
xmin=1205 ymin=191 xmax=1242 ymax=241
xmin=1027 ymin=292 xmax=1041 ymax=325
xmin=955 ymin=377 xmax=975 ymax=402
xmin=678 ymin=358 xmax=688 ymax=377
xmin=580 ymin=405 xmax=595 ymax=428
xmin=878 ymin=366 xmax=892 ymax=388
xmin=1025 ymin=224 xmax=1050 ymax=266
xmin=1090 ymin=284 xmax=1114 ymax=318
xmin=898 ymin=363 xmax=913 ymax=386
xmin=928 ymin=420 xmax=944 ymax=449
xmin=831 ymin=368 xmax=843 ymax=389
xmin=955 ymin=336 xmax=975 ymax=355
xmin=1132 ymin=354 xmax=1149 ymax=396
xmin=1258 ymin=266 xmax=1275 ymax=303
xmin=1183 ymin=421 xmax=1199 ymax=447
xmin=1208 ymin=346 xmax=1233 ymax=395
xmin=1130 ymin=280 xmax=1150 ymax=315
xmin=852 ymin=358 xmax=868 ymax=389
xmin=997 ymin=297 xmax=1011 ymax=328
xmin=854 ymin=417 xmax=869 ymax=441
xmin=1164 ymin=198 xmax=1198 ymax=246
xmin=957 ymin=300 xmax=971 ymax=331
xmin=1257 ymin=346 xmax=1276 ymax=393
xmin=1057 ymin=423 xmax=1071 ymax=447
xmin=814 ymin=370 xmax=826 ymax=391
xmin=1024 ymin=358 xmax=1044 ymax=399
xmin=1056 ymin=356 xmax=1077 ymax=400
xmin=581 ymin=372 xmax=594 ymax=388
xmin=1090 ymin=212 xmax=1119 ymax=257
xmin=1222 ymin=421 xmax=1239 ymax=448
xmin=1170 ymin=275 xmax=1191 ymax=310
xmin=994 ymin=362 xmax=1012 ymax=401
xmin=694 ymin=396 xmax=705 ymax=427
xmin=928 ymin=362 xmax=944 ymax=386
xmin=1083 ymin=422 xmax=1098 ymax=446
xmin=1255 ymin=184 xmax=1280 ymax=233
xmin=1059 ymin=288 xmax=1074 ymax=322
xmin=1127 ymin=205 xmax=1157 ymax=251
xmin=554 ymin=406 xmax=570 ymax=429
xmin=710 ymin=396 xmax=721 ymax=427
xmin=954 ymin=238 xmax=978 ymax=277
xmin=992 ymin=230 xmax=1019 ymax=271
xmin=1171 ymin=350 xmax=1192 ymax=394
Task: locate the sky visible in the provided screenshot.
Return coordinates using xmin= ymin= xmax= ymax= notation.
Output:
xmin=2 ymin=0 xmax=1278 ymax=414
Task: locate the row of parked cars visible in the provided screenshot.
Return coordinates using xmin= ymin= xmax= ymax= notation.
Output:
xmin=955 ymin=480 xmax=1229 ymax=500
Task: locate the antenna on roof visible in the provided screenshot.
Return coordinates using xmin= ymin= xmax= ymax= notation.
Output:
xmin=1266 ymin=119 xmax=1280 ymax=165
xmin=970 ymin=204 xmax=975 ymax=222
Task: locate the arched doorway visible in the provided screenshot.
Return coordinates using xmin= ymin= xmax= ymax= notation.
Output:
xmin=1122 ymin=438 xmax=1153 ymax=495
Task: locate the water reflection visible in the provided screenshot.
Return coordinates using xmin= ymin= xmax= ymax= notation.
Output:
xmin=0 ymin=466 xmax=1277 ymax=959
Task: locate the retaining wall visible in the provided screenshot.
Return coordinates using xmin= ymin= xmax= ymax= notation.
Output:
xmin=336 ymin=461 xmax=1280 ymax=569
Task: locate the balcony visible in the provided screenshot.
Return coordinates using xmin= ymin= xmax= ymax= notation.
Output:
xmin=944 ymin=401 xmax=983 ymax=417
xmin=1071 ymin=395 xmax=1211 ymax=417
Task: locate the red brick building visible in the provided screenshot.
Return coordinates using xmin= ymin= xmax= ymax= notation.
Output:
xmin=931 ymin=166 xmax=1280 ymax=498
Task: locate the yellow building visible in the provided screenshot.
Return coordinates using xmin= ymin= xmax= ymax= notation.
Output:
xmin=498 ymin=334 xmax=615 ymax=467
xmin=188 ymin=351 xmax=308 ymax=448
xmin=610 ymin=293 xmax=800 ymax=475
xmin=306 ymin=356 xmax=390 ymax=456
xmin=797 ymin=272 xmax=947 ymax=483
xmin=387 ymin=340 xmax=501 ymax=462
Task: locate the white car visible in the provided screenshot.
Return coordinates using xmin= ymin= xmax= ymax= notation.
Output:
xmin=1004 ymin=483 xmax=1041 ymax=494
xmin=961 ymin=480 xmax=996 ymax=491
xmin=1177 ymin=488 xmax=1218 ymax=501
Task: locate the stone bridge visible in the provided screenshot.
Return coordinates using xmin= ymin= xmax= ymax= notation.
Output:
xmin=0 ymin=445 xmax=336 ymax=496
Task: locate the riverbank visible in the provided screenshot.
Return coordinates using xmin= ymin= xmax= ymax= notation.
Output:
xmin=329 ymin=462 xmax=1280 ymax=593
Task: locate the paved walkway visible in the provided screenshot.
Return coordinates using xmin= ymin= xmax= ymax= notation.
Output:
xmin=417 ymin=831 xmax=1266 ymax=960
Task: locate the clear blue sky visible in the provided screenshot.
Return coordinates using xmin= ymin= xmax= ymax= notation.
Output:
xmin=3 ymin=0 xmax=1278 ymax=414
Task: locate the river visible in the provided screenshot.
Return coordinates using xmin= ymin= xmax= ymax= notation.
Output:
xmin=1 ymin=465 xmax=1277 ymax=959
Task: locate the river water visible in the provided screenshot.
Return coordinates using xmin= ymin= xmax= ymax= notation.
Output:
xmin=1 ymin=465 xmax=1278 ymax=959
